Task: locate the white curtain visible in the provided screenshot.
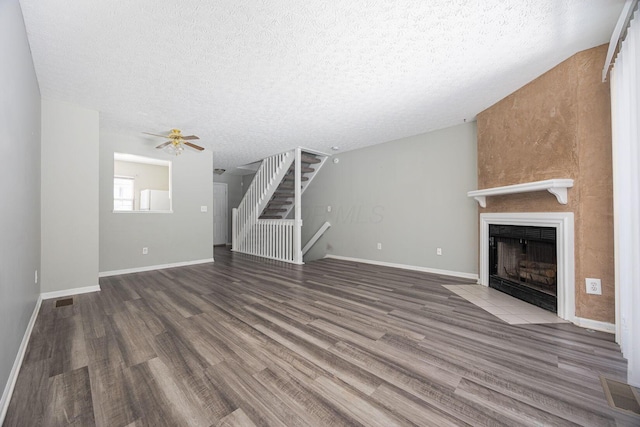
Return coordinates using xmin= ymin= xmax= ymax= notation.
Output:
xmin=611 ymin=6 xmax=640 ymax=387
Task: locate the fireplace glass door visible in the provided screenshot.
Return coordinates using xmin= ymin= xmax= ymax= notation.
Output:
xmin=488 ymin=225 xmax=557 ymax=312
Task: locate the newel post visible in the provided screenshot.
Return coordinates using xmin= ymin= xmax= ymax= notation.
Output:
xmin=231 ymin=208 xmax=238 ymax=251
xmin=293 ymin=148 xmax=303 ymax=264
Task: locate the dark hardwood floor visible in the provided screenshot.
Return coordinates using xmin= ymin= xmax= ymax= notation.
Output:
xmin=4 ymin=247 xmax=638 ymax=426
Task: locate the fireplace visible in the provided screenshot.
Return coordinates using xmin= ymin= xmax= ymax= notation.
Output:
xmin=489 ymin=224 xmax=557 ymax=312
xmin=479 ymin=213 xmax=575 ymax=321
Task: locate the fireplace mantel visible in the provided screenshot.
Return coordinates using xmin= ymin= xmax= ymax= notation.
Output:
xmin=468 ymin=179 xmax=574 ymax=208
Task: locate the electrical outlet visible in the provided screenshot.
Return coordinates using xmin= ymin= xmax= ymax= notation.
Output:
xmin=327 ymin=205 xmax=332 ymax=212
xmin=142 ymin=247 xmax=148 ymax=255
xmin=201 ymin=206 xmax=208 ymax=212
xmin=436 ymin=248 xmax=442 ymax=256
xmin=377 ymin=243 xmax=382 ymax=250
xmin=585 ymin=278 xmax=602 ymax=295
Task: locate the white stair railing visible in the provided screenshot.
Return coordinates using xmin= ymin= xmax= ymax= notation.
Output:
xmin=246 ymin=219 xmax=295 ymax=261
xmin=233 ymin=151 xmax=294 ymax=249
xmin=232 ymin=148 xmax=327 ymax=264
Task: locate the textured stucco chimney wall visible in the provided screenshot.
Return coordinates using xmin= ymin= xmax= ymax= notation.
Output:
xmin=477 ymin=44 xmax=614 ymax=323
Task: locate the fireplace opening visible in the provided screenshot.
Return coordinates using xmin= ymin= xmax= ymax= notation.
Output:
xmin=489 ymin=224 xmax=557 ymax=312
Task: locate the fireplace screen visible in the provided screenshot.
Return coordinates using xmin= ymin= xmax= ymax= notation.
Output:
xmin=489 ymin=225 xmax=557 ymax=312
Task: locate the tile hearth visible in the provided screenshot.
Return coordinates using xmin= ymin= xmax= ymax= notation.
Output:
xmin=443 ymin=284 xmax=569 ymax=325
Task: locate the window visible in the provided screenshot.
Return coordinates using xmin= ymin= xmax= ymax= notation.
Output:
xmin=113 ymin=176 xmax=134 ymax=211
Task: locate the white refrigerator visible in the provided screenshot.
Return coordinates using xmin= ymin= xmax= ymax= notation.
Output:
xmin=140 ymin=189 xmax=170 ymax=211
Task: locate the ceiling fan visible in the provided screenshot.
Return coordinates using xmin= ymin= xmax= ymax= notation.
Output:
xmin=143 ymin=129 xmax=204 ymax=155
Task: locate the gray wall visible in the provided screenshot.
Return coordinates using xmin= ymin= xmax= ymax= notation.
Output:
xmin=41 ymin=99 xmax=100 ymax=293
xmin=0 ymin=0 xmax=41 ymax=406
xmin=241 ymin=173 xmax=254 ymax=197
xmin=302 ymin=122 xmax=478 ymax=276
xmin=100 ymin=133 xmax=214 ymax=272
xmin=212 ymin=173 xmax=243 ymax=244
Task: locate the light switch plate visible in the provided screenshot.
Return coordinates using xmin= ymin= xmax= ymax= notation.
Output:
xmin=201 ymin=206 xmax=208 ymax=212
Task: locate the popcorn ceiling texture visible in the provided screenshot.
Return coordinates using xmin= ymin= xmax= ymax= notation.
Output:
xmin=19 ymin=0 xmax=624 ymax=168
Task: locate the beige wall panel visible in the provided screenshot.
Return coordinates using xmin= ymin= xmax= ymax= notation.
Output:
xmin=477 ymin=45 xmax=613 ymax=323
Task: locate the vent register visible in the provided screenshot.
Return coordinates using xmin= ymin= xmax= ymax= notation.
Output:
xmin=55 ymin=298 xmax=73 ymax=308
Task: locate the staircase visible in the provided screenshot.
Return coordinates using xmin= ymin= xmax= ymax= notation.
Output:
xmin=260 ymin=153 xmax=322 ymax=219
xmin=232 ymin=148 xmax=328 ymax=264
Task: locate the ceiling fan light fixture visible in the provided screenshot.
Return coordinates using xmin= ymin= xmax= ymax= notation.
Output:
xmin=164 ymin=141 xmax=184 ymax=156
xmin=143 ymin=128 xmax=204 ymax=155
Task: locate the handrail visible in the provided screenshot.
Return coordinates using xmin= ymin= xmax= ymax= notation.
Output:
xmin=302 ymin=222 xmax=331 ymax=256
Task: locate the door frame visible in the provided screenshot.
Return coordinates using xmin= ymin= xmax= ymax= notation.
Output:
xmin=213 ymin=182 xmax=228 ymax=245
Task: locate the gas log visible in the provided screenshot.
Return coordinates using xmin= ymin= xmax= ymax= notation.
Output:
xmin=518 ymin=260 xmax=556 ymax=287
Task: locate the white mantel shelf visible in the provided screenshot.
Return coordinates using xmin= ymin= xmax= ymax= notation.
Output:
xmin=468 ymin=179 xmax=574 ymax=208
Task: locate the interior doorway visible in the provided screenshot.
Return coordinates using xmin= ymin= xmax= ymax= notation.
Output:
xmin=213 ymin=183 xmax=228 ymax=245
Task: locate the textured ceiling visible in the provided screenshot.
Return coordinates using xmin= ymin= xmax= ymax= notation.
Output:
xmin=19 ymin=0 xmax=624 ymax=169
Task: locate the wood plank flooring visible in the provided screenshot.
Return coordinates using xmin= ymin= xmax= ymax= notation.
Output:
xmin=4 ymin=247 xmax=638 ymax=426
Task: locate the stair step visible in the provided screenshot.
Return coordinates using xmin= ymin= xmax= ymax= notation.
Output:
xmin=301 ymin=154 xmax=321 ymax=164
xmin=260 ymin=215 xmax=283 ymax=219
xmin=267 ymin=200 xmax=292 ymax=206
xmin=283 ymin=176 xmax=309 ymax=182
xmin=264 ymin=208 xmax=287 ymax=213
xmin=278 ymin=184 xmax=304 ymax=190
xmin=286 ymin=166 xmax=315 ymax=173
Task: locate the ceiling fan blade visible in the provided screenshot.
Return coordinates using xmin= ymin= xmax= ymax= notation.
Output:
xmin=155 ymin=141 xmax=172 ymax=149
xmin=143 ymin=131 xmax=171 ymax=138
xmin=182 ymin=135 xmax=200 ymax=140
xmin=184 ymin=141 xmax=205 ymax=151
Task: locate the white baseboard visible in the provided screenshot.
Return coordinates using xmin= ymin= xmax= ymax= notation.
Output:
xmin=324 ymin=255 xmax=479 ymax=281
xmin=573 ymin=316 xmax=616 ymax=334
xmin=40 ymin=285 xmax=101 ymax=300
xmin=0 ymin=295 xmax=42 ymax=424
xmin=99 ymin=258 xmax=214 ymax=278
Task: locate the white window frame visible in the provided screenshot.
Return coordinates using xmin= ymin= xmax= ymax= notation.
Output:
xmin=113 ymin=175 xmax=135 ymax=211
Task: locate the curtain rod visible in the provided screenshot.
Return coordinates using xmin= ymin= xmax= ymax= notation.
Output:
xmin=603 ymin=0 xmax=638 ymax=82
